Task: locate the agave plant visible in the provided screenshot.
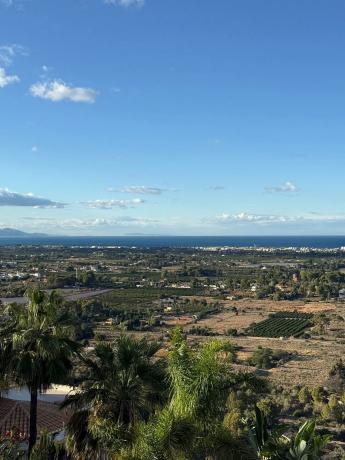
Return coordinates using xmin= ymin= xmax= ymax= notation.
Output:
xmin=286 ymin=420 xmax=331 ymax=460
xmin=249 ymin=406 xmax=289 ymax=460
xmin=249 ymin=406 xmax=331 ymax=460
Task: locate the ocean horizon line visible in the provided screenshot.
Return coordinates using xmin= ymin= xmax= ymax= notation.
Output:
xmin=1 ymin=234 xmax=345 ymax=249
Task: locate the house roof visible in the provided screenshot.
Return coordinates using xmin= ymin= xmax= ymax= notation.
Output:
xmin=0 ymin=398 xmax=71 ymax=437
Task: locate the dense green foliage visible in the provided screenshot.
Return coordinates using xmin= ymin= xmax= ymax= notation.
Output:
xmin=56 ymin=328 xmax=331 ymax=459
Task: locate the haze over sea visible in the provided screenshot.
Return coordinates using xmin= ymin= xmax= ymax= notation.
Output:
xmin=1 ymin=236 xmax=345 ymax=249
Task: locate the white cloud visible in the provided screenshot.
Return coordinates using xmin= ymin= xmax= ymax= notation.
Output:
xmin=265 ymin=181 xmax=299 ymax=193
xmin=12 ymin=211 xmax=345 ymax=235
xmin=0 ymin=67 xmax=19 ymax=88
xmin=0 ymin=188 xmax=65 ymax=208
xmin=104 ymin=0 xmax=145 ymax=7
xmin=109 ymin=186 xmax=167 ymax=195
xmin=217 ymin=212 xmax=290 ymax=224
xmin=215 ymin=212 xmax=345 ymax=225
xmin=30 ymin=80 xmax=98 ymax=103
xmin=21 ymin=216 xmax=158 ymax=230
xmin=82 ymin=198 xmax=145 ymax=209
xmin=0 ymin=44 xmax=25 ymax=88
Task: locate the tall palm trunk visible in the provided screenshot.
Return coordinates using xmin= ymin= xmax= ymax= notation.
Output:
xmin=29 ymin=383 xmax=38 ymax=454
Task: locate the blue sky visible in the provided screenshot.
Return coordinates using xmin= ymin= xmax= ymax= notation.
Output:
xmin=1 ymin=0 xmax=345 ymax=235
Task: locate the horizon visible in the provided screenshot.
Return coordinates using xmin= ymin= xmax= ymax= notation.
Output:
xmin=2 ymin=1 xmax=345 ymax=235
xmin=4 ymin=228 xmax=345 ymax=238
xmin=2 ymin=226 xmax=345 ymax=238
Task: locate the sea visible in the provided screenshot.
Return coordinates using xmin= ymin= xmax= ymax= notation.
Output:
xmin=0 ymin=235 xmax=345 ymax=248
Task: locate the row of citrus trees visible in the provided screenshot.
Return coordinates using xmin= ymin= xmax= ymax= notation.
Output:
xmin=0 ymin=290 xmax=331 ymax=459
xmin=248 ymin=312 xmax=312 ymax=338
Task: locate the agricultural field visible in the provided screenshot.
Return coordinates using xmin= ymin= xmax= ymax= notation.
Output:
xmin=98 ymin=287 xmax=200 ymax=310
xmin=247 ymin=311 xmax=313 ymax=338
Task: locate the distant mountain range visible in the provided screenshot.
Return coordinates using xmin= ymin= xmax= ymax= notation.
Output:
xmin=0 ymin=228 xmax=48 ymax=237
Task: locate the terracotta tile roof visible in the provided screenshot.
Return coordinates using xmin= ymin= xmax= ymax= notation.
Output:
xmin=0 ymin=398 xmax=71 ymax=437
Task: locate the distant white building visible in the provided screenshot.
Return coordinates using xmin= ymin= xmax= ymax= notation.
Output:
xmin=339 ymin=289 xmax=345 ymax=300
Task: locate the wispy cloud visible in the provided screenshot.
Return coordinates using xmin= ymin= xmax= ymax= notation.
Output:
xmin=0 ymin=67 xmax=19 ymax=88
xmin=0 ymin=44 xmax=24 ymax=88
xmin=109 ymin=186 xmax=167 ymax=195
xmin=0 ymin=44 xmax=26 ymax=66
xmin=0 ymin=0 xmax=25 ymax=7
xmin=41 ymin=64 xmax=52 ymax=73
xmin=217 ymin=212 xmax=290 ymax=224
xmin=215 ymin=211 xmax=345 ymax=225
xmin=104 ymin=0 xmax=145 ymax=7
xmin=208 ymin=185 xmax=225 ymax=191
xmin=0 ymin=188 xmax=65 ymax=208
xmin=209 ymin=138 xmax=223 ymax=145
xmin=0 ymin=0 xmax=12 ymax=5
xmin=21 ymin=216 xmax=158 ymax=230
xmin=265 ymin=181 xmax=299 ymax=194
xmin=30 ymin=80 xmax=98 ymax=103
xmin=82 ymin=198 xmax=145 ymax=209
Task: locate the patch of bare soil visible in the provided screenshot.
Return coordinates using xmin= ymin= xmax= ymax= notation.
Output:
xmin=187 ymin=309 xmax=268 ymax=333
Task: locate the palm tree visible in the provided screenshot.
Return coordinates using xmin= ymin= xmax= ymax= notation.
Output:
xmin=62 ymin=334 xmax=166 ymax=458
xmin=166 ymin=328 xmax=252 ymax=459
xmin=0 ymin=289 xmax=80 ymax=454
xmin=124 ymin=408 xmax=195 ymax=460
xmin=124 ymin=328 xmax=253 ymax=460
xmin=168 ymin=328 xmax=234 ymax=422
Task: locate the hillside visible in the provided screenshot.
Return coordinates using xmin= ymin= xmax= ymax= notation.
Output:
xmin=0 ymin=228 xmax=47 ymax=237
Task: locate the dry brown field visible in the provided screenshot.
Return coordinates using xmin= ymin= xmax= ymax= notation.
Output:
xmin=231 ymin=335 xmax=344 ymax=387
xmin=179 ymin=333 xmax=345 ymax=388
xmin=171 ymin=299 xmax=345 ymax=388
xmin=96 ymin=298 xmax=345 ymax=389
xmin=177 ymin=298 xmax=336 ymax=335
